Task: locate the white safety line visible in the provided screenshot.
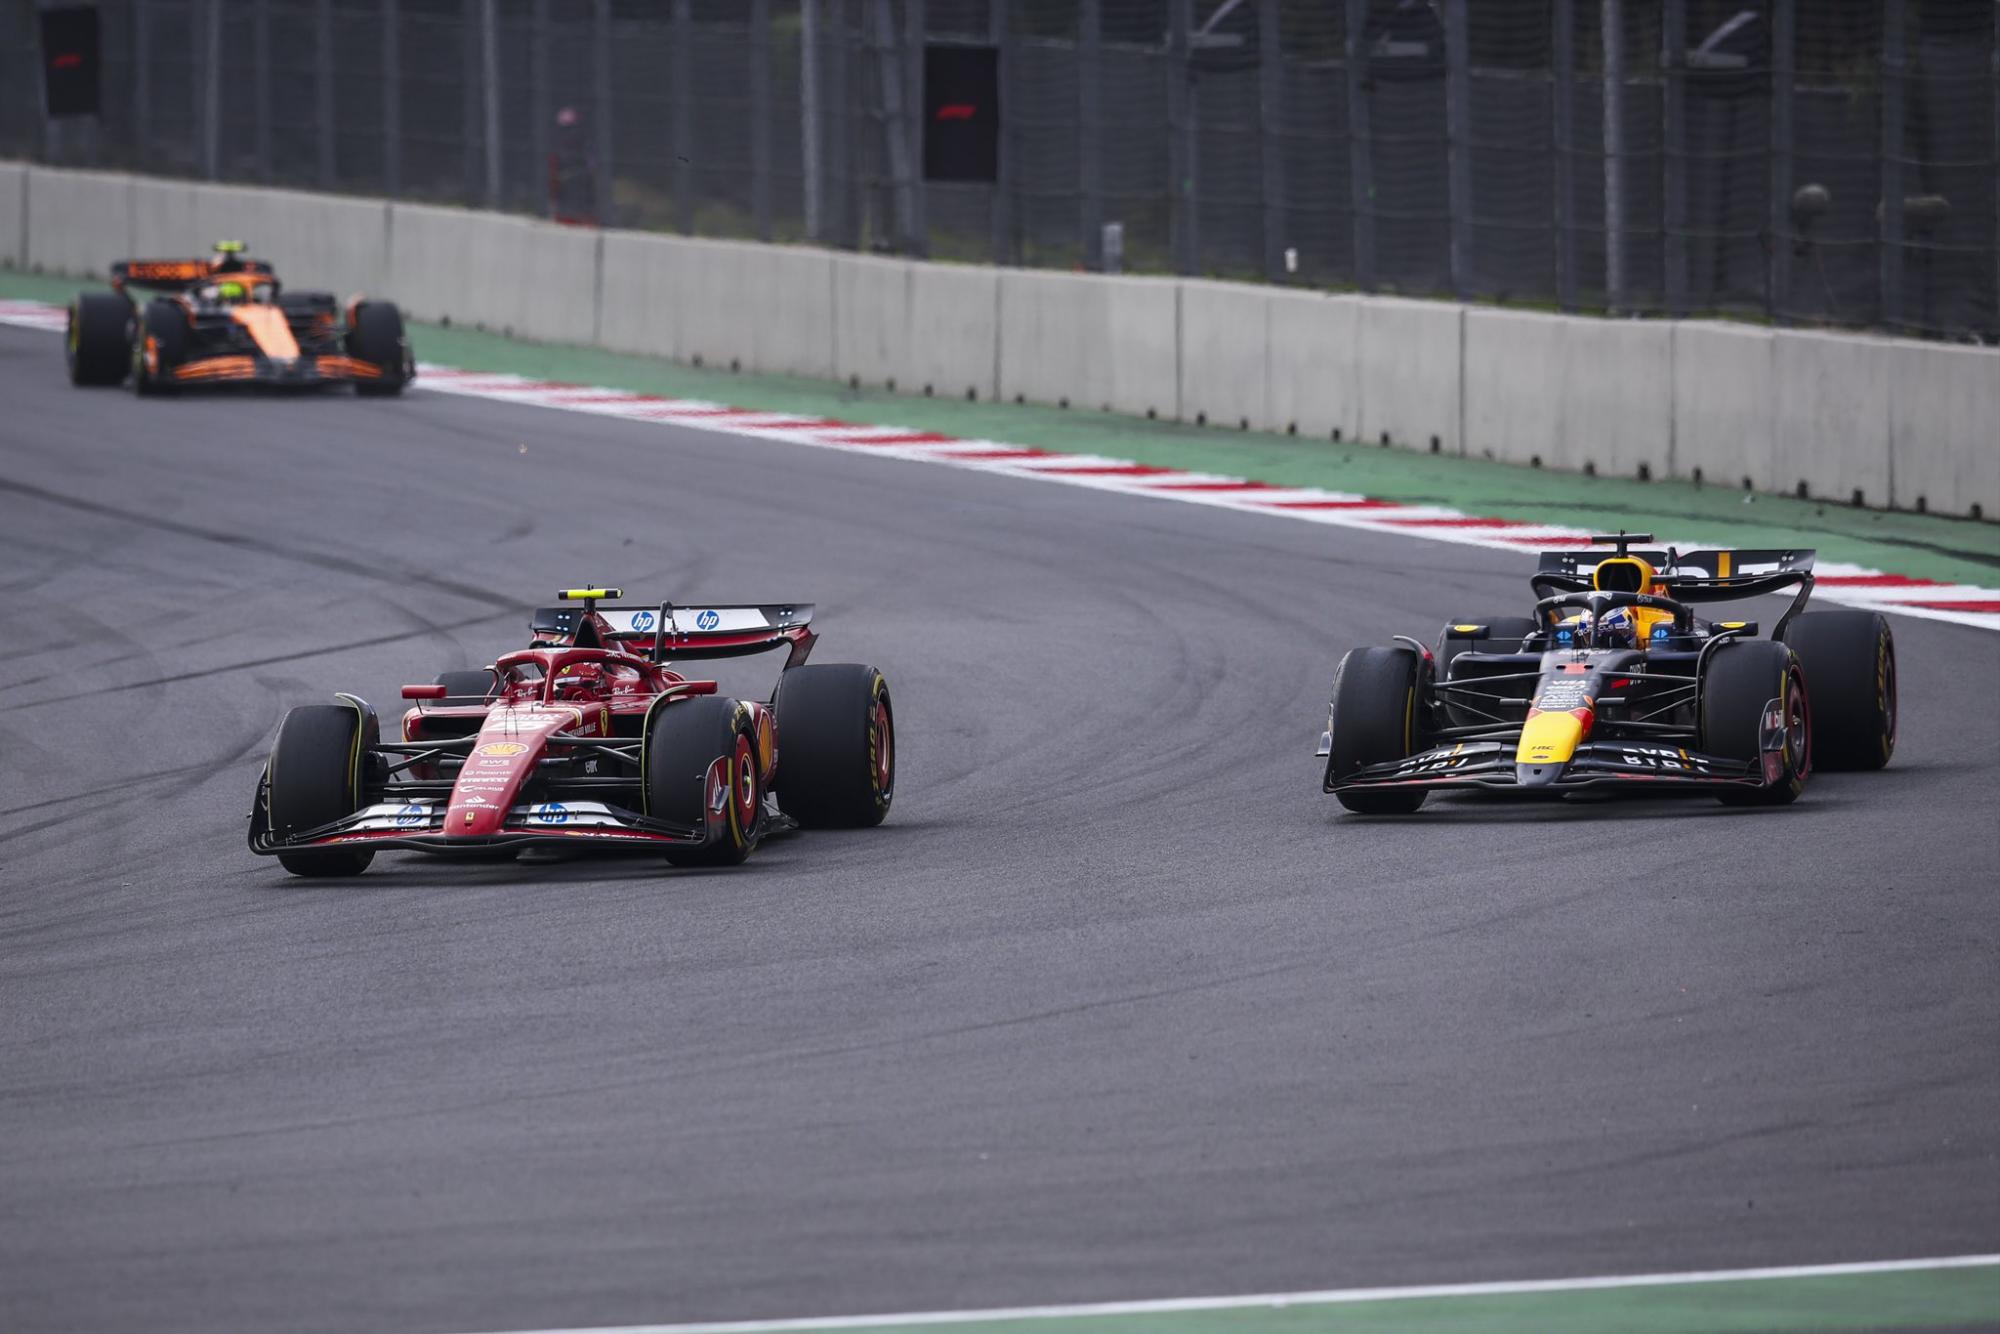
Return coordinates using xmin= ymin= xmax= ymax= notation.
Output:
xmin=453 ymin=1253 xmax=2000 ymax=1334
xmin=4 ymin=300 xmax=1994 ymax=630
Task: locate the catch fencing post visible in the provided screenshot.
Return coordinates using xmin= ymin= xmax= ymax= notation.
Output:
xmin=593 ymin=0 xmax=613 ymax=227
xmin=1080 ymin=0 xmax=1103 ymax=269
xmin=133 ymin=1 xmax=150 ymax=162
xmin=673 ymin=0 xmax=693 ymax=234
xmin=1767 ymin=0 xmax=1794 ymax=324
xmin=905 ymin=0 xmax=924 ymax=255
xmin=1552 ymin=0 xmax=1576 ymax=309
xmin=532 ymin=0 xmax=550 ymax=217
xmin=1603 ymin=0 xmax=1625 ymax=313
xmin=869 ymin=0 xmax=917 ymax=252
xmin=751 ymin=0 xmax=773 ymax=241
xmin=1661 ymin=0 xmax=1687 ymax=315
xmin=991 ymin=0 xmax=1014 ymax=265
xmin=316 ymin=0 xmax=335 ymax=188
xmin=802 ymin=0 xmax=822 ymax=241
xmin=1344 ymin=0 xmax=1375 ymax=291
xmin=829 ymin=0 xmax=852 ymax=248
xmin=201 ymin=0 xmax=221 ymax=180
xmin=255 ymin=0 xmax=273 ymax=182
xmin=481 ymin=0 xmax=502 ymax=209
xmin=461 ymin=0 xmax=480 ymax=204
xmin=383 ymin=0 xmax=401 ymax=197
xmin=1878 ymin=0 xmax=1905 ymax=329
xmin=1444 ymin=0 xmax=1472 ymax=297
xmin=1168 ymin=0 xmax=1193 ymax=275
xmin=1259 ymin=0 xmax=1286 ymax=282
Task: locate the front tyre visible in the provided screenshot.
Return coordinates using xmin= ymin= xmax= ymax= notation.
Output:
xmin=646 ymin=696 xmax=761 ymax=867
xmin=131 ymin=298 xmax=186 ymax=396
xmin=1781 ymin=611 xmax=1895 ymax=771
xmin=348 ymin=300 xmax=412 ymax=396
xmin=1325 ymin=646 xmax=1428 ymax=814
xmin=67 ymin=292 xmax=132 ymax=385
xmin=267 ymin=704 xmax=375 ymax=877
xmin=772 ymin=664 xmax=894 ymax=828
xmin=1702 ymin=640 xmax=1810 ymax=807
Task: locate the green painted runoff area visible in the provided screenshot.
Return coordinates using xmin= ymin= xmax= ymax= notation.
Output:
xmin=10 ymin=266 xmax=1996 ymax=588
xmin=679 ymin=1266 xmax=1998 ymax=1334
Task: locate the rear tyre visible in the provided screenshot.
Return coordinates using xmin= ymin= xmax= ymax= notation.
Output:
xmin=646 ymin=696 xmax=760 ymax=867
xmin=1780 ymin=611 xmax=1895 ymax=771
xmin=267 ymin=705 xmax=375 ymax=877
xmin=131 ymin=299 xmax=186 ymax=396
xmin=1702 ymin=640 xmax=1809 ymax=807
xmin=772 ymin=664 xmax=894 ymax=829
xmin=348 ymin=300 xmax=412 ymax=396
xmin=434 ymin=669 xmax=497 ymax=703
xmin=67 ymin=292 xmax=132 ymax=386
xmin=1325 ymin=646 xmax=1428 ymax=814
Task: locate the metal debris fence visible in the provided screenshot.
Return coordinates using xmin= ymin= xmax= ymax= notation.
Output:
xmin=5 ymin=0 xmax=1997 ymax=340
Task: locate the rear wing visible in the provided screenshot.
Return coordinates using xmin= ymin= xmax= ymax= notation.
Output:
xmin=110 ymin=257 xmax=275 ymax=293
xmin=529 ymin=600 xmax=817 ymax=664
xmin=1534 ymin=547 xmax=1815 ymax=600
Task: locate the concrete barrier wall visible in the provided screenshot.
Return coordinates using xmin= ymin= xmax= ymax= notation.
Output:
xmin=1773 ymin=330 xmax=1895 ymax=507
xmin=1889 ymin=340 xmax=2000 ymax=517
xmin=832 ymin=254 xmax=1000 ymax=401
xmin=1265 ymin=290 xmax=1361 ymax=441
xmin=0 ymin=162 xmax=24 ymax=270
xmin=1180 ymin=279 xmax=1274 ymax=432
xmin=1356 ymin=297 xmax=1463 ymax=455
xmin=23 ymin=166 xmax=130 ymax=279
xmin=1671 ymin=322 xmax=1776 ymax=491
xmin=6 ymin=164 xmax=1995 ymax=519
xmin=669 ymin=236 xmax=836 ymax=379
xmin=999 ymin=270 xmax=1178 ymax=418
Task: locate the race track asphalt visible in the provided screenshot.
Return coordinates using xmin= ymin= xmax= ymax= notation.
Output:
xmin=1 ymin=323 xmax=1995 ymax=1334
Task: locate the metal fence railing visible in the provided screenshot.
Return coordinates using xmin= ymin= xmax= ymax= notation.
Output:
xmin=7 ymin=0 xmax=1997 ymax=341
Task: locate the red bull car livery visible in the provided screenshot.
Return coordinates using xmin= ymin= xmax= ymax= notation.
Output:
xmin=65 ymin=240 xmax=412 ymax=394
xmin=250 ymin=589 xmax=893 ymax=876
xmin=1318 ymin=533 xmax=1897 ymax=813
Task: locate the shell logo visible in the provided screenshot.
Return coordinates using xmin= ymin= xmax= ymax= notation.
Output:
xmin=477 ymin=742 xmax=531 ymax=758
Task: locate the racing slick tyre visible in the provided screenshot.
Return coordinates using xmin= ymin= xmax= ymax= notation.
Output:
xmin=646 ymin=696 xmax=761 ymax=867
xmin=1701 ymin=640 xmax=1810 ymax=807
xmin=1780 ymin=611 xmax=1895 ymax=771
xmin=434 ymin=669 xmax=497 ymax=704
xmin=347 ymin=300 xmax=412 ymax=396
xmin=266 ymin=705 xmax=375 ymax=877
xmin=67 ymin=292 xmax=132 ymax=386
xmin=771 ymin=664 xmax=894 ymax=829
xmin=131 ymin=298 xmax=186 ymax=396
xmin=1325 ymin=646 xmax=1429 ymax=814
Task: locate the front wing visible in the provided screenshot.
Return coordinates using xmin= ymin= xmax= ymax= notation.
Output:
xmin=172 ymin=352 xmax=389 ymax=387
xmin=1322 ymin=739 xmax=1772 ymax=796
xmin=249 ymin=790 xmax=717 ymax=857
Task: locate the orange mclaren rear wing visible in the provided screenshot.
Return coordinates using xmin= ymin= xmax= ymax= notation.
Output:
xmin=110 ymin=257 xmax=276 ymax=293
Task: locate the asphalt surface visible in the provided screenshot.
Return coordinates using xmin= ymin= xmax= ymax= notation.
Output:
xmin=1 ymin=322 xmax=1995 ymax=1334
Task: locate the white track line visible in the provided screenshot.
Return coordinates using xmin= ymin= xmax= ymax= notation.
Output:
xmin=454 ymin=1254 xmax=2000 ymax=1334
xmin=4 ymin=302 xmax=1993 ymax=630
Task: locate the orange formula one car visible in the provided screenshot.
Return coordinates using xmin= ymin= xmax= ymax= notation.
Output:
xmin=65 ymin=240 xmax=412 ymax=395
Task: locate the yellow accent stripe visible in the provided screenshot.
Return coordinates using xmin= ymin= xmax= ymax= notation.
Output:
xmin=1718 ymin=551 xmax=1733 ymax=578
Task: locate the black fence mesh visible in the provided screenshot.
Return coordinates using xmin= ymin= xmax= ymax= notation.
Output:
xmin=7 ymin=0 xmax=1996 ymax=340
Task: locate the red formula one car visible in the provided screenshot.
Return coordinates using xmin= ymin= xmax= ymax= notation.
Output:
xmin=250 ymin=589 xmax=893 ymax=876
xmin=66 ymin=240 xmax=412 ymax=394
